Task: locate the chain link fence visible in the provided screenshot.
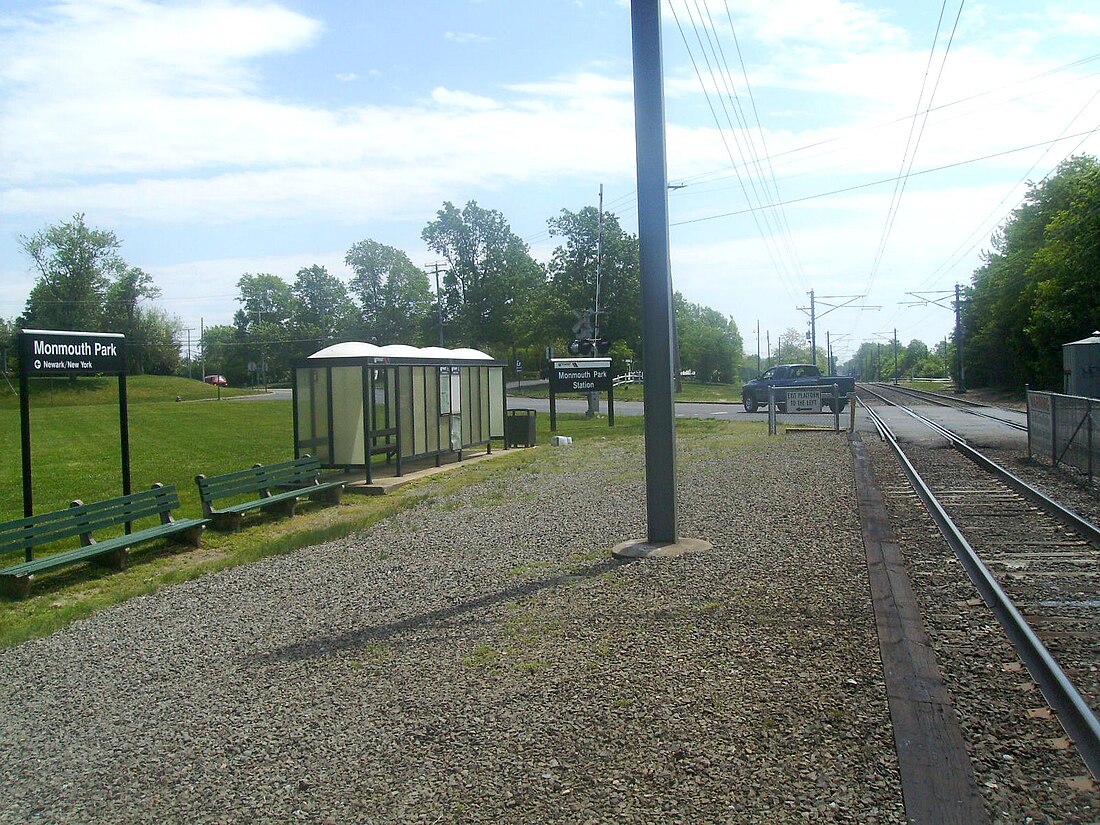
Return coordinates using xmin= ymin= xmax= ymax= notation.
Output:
xmin=766 ymin=385 xmax=854 ymax=435
xmin=1027 ymin=389 xmax=1099 ymax=482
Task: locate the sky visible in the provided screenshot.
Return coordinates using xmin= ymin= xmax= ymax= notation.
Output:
xmin=2 ymin=0 xmax=1099 ymax=369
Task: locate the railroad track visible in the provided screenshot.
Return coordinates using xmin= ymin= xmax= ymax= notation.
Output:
xmin=858 ymin=392 xmax=1100 ymax=783
xmin=860 ymin=381 xmax=1029 ymax=431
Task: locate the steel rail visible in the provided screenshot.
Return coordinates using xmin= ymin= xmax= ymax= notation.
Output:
xmin=859 ymin=385 xmax=1100 ymax=546
xmin=859 ymin=399 xmax=1100 ymax=780
xmin=866 ymin=382 xmax=1029 ymax=431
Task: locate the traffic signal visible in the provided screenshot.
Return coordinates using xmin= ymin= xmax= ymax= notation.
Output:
xmin=595 ymin=337 xmax=610 ymax=355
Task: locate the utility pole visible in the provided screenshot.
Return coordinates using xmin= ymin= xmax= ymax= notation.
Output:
xmin=587 ymin=185 xmax=605 ymax=420
xmin=594 ymin=184 xmax=604 ymax=341
xmin=893 ymin=328 xmax=898 ymax=385
xmin=766 ymin=330 xmax=771 ymax=367
xmin=873 ymin=332 xmax=896 ymax=382
xmin=799 ymin=291 xmax=878 ymax=371
xmin=901 ymin=286 xmax=964 ymax=392
xmin=809 ymin=290 xmax=816 ymax=370
xmin=955 ymin=283 xmax=966 ymax=393
xmin=200 ymin=318 xmax=205 ymax=380
xmin=183 ymin=327 xmax=194 ymax=379
xmin=756 ymin=320 xmax=761 ymax=375
xmin=427 ymin=262 xmax=446 ymax=347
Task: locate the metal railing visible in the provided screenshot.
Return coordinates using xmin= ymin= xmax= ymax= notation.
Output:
xmin=612 ymin=370 xmax=644 ymax=387
xmin=1027 ymin=389 xmax=1099 ymax=482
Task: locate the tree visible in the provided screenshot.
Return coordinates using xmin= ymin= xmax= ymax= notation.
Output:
xmin=776 ymin=327 xmax=811 ymax=365
xmin=345 ymin=240 xmax=433 ymax=345
xmin=966 ymin=155 xmax=1100 ymax=390
xmin=290 ymin=265 xmax=356 ymax=349
xmin=199 ymin=324 xmax=247 ymax=385
xmin=674 ymin=294 xmax=743 ymax=383
xmin=130 ymin=306 xmax=183 ymax=376
xmin=421 ymin=201 xmax=545 ymax=351
xmin=19 ymin=213 xmax=127 ymax=331
xmin=103 ymin=266 xmax=165 ymax=373
xmin=233 ymin=273 xmax=293 ymax=333
xmin=546 ymin=206 xmax=642 ymax=359
xmin=232 ymin=274 xmax=295 ymax=384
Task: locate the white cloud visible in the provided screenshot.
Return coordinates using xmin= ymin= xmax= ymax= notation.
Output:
xmin=430 ymin=86 xmax=501 ymax=111
xmin=444 ymin=31 xmax=491 ymax=44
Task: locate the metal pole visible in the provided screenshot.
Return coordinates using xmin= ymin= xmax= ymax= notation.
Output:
xmin=756 ymin=320 xmax=761 ymax=375
xmin=809 ymin=289 xmax=816 ymax=370
xmin=955 ymin=283 xmax=966 ymax=393
xmin=893 ymin=329 xmax=898 ymax=385
xmin=632 ymin=0 xmax=677 ymax=544
xmin=18 ymin=333 xmax=33 ymax=525
xmin=434 ymin=264 xmax=445 ymax=347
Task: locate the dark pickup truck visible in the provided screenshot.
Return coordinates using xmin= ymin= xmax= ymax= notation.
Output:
xmin=741 ymin=364 xmax=856 ymax=413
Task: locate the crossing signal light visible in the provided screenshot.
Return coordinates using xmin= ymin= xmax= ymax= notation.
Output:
xmin=567 ymin=338 xmax=610 ymax=356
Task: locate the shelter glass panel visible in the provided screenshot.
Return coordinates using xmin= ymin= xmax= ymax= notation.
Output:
xmin=426 ymin=367 xmax=440 ymax=454
xmin=330 ymin=366 xmax=365 ymax=465
xmin=398 ymin=366 xmax=414 ymax=457
xmin=488 ymin=367 xmax=504 ymax=439
xmin=296 ymin=367 xmax=331 ymax=464
xmin=412 ymin=366 xmax=427 ymax=456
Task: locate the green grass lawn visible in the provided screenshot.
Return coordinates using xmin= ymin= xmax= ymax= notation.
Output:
xmin=0 ymin=373 xmax=260 ymax=410
xmin=0 ymin=374 xmax=762 ymax=648
xmin=511 ymin=379 xmax=742 ymax=404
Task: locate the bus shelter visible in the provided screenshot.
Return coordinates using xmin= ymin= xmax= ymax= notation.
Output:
xmin=293 ymin=343 xmax=505 ymax=482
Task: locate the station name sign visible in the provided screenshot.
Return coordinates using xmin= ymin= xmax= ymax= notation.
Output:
xmin=551 ymin=357 xmax=612 ymax=393
xmin=19 ymin=329 xmax=126 ymax=376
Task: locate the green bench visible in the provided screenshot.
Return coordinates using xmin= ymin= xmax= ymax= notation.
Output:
xmin=195 ymin=455 xmax=345 ymax=532
xmin=0 ymin=484 xmax=209 ymax=599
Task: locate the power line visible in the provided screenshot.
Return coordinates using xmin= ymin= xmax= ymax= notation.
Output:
xmin=671 ymin=126 xmax=1100 ymax=227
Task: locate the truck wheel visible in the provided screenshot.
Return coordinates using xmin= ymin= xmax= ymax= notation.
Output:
xmin=743 ymin=396 xmax=758 ymax=413
xmin=777 ymin=402 xmax=786 ymax=413
xmin=836 ymin=399 xmax=847 ymax=413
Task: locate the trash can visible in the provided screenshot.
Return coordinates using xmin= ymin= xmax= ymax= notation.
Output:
xmin=505 ymin=408 xmax=537 ymax=447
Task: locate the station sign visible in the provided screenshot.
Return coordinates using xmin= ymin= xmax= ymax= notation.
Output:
xmin=785 ymin=388 xmax=822 ymax=413
xmin=19 ymin=329 xmax=126 ymax=376
xmin=551 ymin=357 xmax=612 ymax=393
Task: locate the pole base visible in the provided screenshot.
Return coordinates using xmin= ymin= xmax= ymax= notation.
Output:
xmin=611 ymin=536 xmax=712 ymax=559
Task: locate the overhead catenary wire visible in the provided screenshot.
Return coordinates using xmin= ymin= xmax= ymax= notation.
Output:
xmin=667 ymin=0 xmax=805 ymax=304
xmin=864 ymin=0 xmax=966 ymax=301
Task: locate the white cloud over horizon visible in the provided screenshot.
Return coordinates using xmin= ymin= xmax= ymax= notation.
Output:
xmin=2 ymin=0 xmax=1098 ymax=354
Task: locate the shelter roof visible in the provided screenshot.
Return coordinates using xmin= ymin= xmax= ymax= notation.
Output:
xmin=306 ymin=342 xmax=497 ymax=364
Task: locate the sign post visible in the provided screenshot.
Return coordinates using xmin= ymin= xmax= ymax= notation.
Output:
xmin=549 ymin=357 xmax=614 ymax=431
xmin=17 ymin=329 xmax=129 ymax=526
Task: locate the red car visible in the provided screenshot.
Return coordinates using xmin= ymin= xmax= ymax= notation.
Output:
xmin=203 ymin=374 xmax=228 ymax=387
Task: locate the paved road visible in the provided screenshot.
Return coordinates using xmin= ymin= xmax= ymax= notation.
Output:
xmin=509 ymin=395 xmax=784 ymax=422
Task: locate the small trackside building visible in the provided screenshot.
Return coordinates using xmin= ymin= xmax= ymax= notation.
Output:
xmin=292 ymin=343 xmax=505 ymax=482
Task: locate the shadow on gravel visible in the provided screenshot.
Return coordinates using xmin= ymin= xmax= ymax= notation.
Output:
xmin=252 ymin=557 xmax=627 ymax=665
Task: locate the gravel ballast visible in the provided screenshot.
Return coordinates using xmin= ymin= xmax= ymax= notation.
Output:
xmin=1 ymin=430 xmax=904 ymax=823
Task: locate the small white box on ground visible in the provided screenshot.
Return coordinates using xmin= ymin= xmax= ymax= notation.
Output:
xmin=551 ymin=435 xmax=573 ymax=446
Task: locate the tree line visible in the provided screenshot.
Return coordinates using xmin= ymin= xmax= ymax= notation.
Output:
xmin=6 ymin=202 xmax=745 ymax=387
xmin=7 ymin=154 xmax=1098 ymax=393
